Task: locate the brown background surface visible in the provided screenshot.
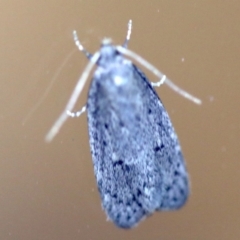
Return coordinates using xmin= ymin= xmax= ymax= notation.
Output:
xmin=0 ymin=1 xmax=239 ymax=239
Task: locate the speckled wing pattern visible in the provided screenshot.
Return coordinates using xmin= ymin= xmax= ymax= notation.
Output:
xmin=86 ymin=44 xmax=189 ymax=228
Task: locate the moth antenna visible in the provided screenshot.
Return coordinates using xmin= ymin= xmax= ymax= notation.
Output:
xmin=123 ymin=19 xmax=132 ymax=48
xmin=116 ymin=46 xmax=202 ymax=105
xmin=73 ymin=30 xmax=92 ymax=59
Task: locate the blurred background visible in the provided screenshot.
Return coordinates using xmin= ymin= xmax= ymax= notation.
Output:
xmin=0 ymin=1 xmax=239 ymax=239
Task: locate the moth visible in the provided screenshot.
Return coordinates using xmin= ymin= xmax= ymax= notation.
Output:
xmin=46 ymin=20 xmax=201 ymax=228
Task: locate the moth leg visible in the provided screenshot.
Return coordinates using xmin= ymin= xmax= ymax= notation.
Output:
xmin=67 ymin=105 xmax=86 ymax=118
xmin=151 ymin=75 xmax=166 ymax=87
xmin=122 ymin=19 xmax=132 ymax=48
xmin=117 ymin=45 xmax=202 ymax=105
xmin=45 ymin=32 xmax=100 ymax=142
